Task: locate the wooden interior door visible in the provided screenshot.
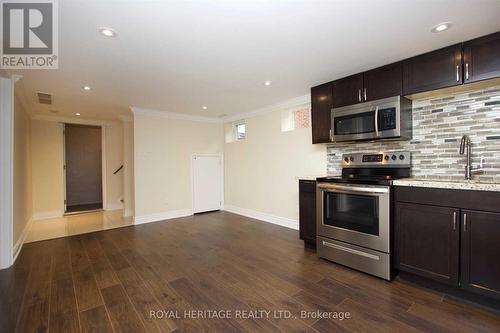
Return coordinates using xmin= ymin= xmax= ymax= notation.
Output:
xmin=64 ymin=124 xmax=103 ymax=212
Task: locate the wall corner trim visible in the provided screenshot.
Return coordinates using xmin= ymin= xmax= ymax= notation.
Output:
xmin=134 ymin=209 xmax=192 ymax=225
xmin=12 ymin=217 xmax=33 ymax=263
xmin=223 ymin=205 xmax=299 ymax=230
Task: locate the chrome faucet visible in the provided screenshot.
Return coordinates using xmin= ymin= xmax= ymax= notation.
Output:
xmin=459 ymin=135 xmax=484 ymax=180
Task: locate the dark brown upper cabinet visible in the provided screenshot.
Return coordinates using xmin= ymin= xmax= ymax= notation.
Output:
xmin=463 ymin=32 xmax=500 ymax=84
xmin=310 ymin=31 xmax=500 ymax=144
xmin=363 ymin=62 xmax=402 ymax=102
xmin=332 ymin=64 xmax=402 ymax=109
xmin=311 ymin=82 xmax=333 ymax=144
xmin=461 ymin=210 xmax=500 ymax=300
xmin=395 ymin=202 xmax=459 ymax=286
xmin=332 ymin=73 xmax=363 ymax=108
xmin=403 ymin=44 xmax=463 ymax=95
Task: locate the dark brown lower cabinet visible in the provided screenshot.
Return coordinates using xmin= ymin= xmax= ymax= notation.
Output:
xmin=395 ymin=203 xmax=459 ymax=286
xmin=461 ymin=210 xmax=500 ymax=299
xmin=394 ymin=186 xmax=500 ymax=301
xmin=299 ymin=180 xmax=316 ymax=245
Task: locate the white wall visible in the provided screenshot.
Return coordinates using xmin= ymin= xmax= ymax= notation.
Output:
xmin=31 ymin=120 xmax=64 ymax=218
xmin=123 ymin=119 xmax=135 ymax=217
xmin=224 ymin=101 xmax=326 ymax=229
xmin=104 ymin=122 xmax=124 ymax=210
xmin=133 ymin=113 xmax=223 ymax=222
xmin=13 ymin=87 xmax=33 ymax=248
xmin=31 ymin=119 xmax=124 ymax=218
xmin=0 ymin=76 xmax=14 ymax=268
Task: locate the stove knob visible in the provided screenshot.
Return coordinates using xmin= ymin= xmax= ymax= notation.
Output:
xmin=344 ymin=157 xmax=349 ymax=163
xmin=391 ymin=155 xmax=397 ymax=161
xmin=384 ymin=155 xmax=389 ymax=161
xmin=399 ymin=154 xmax=405 ymax=160
xmin=349 ymin=156 xmax=354 ymax=162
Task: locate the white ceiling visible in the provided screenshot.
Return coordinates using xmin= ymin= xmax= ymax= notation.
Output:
xmin=7 ymin=0 xmax=500 ymax=121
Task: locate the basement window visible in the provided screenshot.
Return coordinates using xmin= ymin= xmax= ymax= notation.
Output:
xmin=234 ymin=120 xmax=246 ymax=141
xmin=281 ymin=107 xmax=310 ymax=132
xmin=225 ymin=120 xmax=246 ymax=143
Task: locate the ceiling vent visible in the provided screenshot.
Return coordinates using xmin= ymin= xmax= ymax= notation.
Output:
xmin=37 ymin=92 xmax=52 ymax=105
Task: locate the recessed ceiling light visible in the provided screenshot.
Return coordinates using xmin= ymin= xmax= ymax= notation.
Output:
xmin=431 ymin=22 xmax=452 ymax=33
xmin=202 ymin=106 xmax=208 ymax=110
xmin=264 ymin=81 xmax=272 ymax=86
xmin=75 ymin=113 xmax=81 ymax=116
xmin=98 ymin=27 xmax=117 ymax=38
xmin=82 ymin=85 xmax=92 ymax=91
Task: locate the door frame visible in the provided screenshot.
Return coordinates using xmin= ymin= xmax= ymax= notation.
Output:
xmin=190 ymin=153 xmax=224 ymax=215
xmin=62 ymin=123 xmax=107 ymax=214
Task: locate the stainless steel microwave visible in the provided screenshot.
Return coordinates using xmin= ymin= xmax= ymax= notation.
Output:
xmin=330 ymin=96 xmax=412 ymax=142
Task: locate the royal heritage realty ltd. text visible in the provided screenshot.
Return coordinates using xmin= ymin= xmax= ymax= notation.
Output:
xmin=150 ymin=309 xmax=352 ymax=321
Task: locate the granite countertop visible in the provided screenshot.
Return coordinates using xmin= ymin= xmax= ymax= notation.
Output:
xmin=296 ymin=175 xmax=326 ymax=181
xmin=393 ymin=178 xmax=500 ymax=192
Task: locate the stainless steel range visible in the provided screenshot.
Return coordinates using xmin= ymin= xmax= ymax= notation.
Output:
xmin=316 ymin=151 xmax=410 ymax=280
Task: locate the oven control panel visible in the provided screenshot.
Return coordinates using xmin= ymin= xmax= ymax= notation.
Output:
xmin=342 ymin=151 xmax=410 ymax=167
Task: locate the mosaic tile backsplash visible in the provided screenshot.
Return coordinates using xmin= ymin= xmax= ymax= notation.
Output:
xmin=326 ymin=86 xmax=500 ymax=182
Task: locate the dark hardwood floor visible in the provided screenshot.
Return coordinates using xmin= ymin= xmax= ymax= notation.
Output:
xmin=1 ymin=211 xmax=500 ymax=332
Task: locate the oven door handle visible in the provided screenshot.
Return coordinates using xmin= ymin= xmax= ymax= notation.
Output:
xmin=318 ymin=183 xmax=389 ymax=195
xmin=374 ymin=106 xmax=379 ymax=137
xmin=322 ymin=241 xmax=380 ymax=261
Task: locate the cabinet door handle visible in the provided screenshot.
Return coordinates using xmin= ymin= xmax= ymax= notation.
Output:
xmin=465 ymin=63 xmax=469 ymax=80
xmin=358 ymin=89 xmax=362 ymax=102
xmin=453 ymin=211 xmax=457 ymax=230
xmin=456 ymin=65 xmax=460 ymax=82
xmin=463 ymin=213 xmax=467 ymax=232
xmin=363 ymin=88 xmax=367 ymax=101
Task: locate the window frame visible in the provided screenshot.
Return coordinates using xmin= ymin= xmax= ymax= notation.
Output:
xmin=281 ymin=106 xmax=311 ymax=132
xmin=233 ymin=120 xmax=246 ymax=141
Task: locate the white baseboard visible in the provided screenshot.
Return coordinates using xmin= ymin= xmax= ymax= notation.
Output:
xmin=105 ymin=201 xmax=123 ymax=211
xmin=224 ymin=205 xmax=299 ymax=230
xmin=32 ymin=210 xmax=63 ymax=220
xmin=134 ymin=209 xmax=192 ymax=225
xmin=12 ymin=217 xmax=33 ymax=263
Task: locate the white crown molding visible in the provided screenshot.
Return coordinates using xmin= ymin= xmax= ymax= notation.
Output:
xmin=222 ymin=94 xmax=311 ymax=123
xmin=130 ymin=106 xmax=223 ymax=124
xmin=12 ymin=76 xmax=36 ymax=118
xmin=129 ymin=94 xmax=310 ymax=125
xmin=224 ymin=205 xmax=299 ymax=230
xmin=134 ymin=209 xmax=192 ymax=225
xmin=32 ymin=114 xmax=117 ymax=126
xmin=119 ymin=115 xmax=133 ymax=122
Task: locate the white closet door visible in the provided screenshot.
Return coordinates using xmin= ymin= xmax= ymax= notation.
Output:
xmin=192 ymin=155 xmax=222 ymax=213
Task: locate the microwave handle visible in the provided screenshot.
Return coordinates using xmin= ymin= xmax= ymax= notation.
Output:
xmin=374 ymin=106 xmax=379 ymax=137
